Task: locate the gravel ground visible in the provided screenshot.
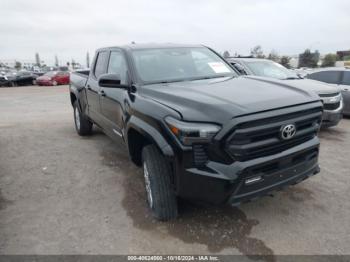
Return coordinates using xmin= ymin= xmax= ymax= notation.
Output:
xmin=0 ymin=85 xmax=349 ymax=259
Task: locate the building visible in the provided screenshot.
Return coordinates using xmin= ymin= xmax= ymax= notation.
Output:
xmin=0 ymin=59 xmax=40 ymax=69
xmin=336 ymin=50 xmax=350 ymax=61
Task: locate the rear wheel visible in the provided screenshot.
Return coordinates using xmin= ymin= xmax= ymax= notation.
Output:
xmin=142 ymin=144 xmax=178 ymax=221
xmin=73 ymin=101 xmax=92 ymax=136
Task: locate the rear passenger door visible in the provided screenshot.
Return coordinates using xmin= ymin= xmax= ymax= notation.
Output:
xmin=86 ymin=51 xmax=108 ymax=123
xmin=100 ymin=50 xmax=129 ymax=139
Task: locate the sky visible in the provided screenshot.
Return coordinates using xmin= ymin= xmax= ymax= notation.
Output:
xmin=1 ymin=0 xmax=349 ymax=66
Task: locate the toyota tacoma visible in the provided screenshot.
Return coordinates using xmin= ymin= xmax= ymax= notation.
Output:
xmin=70 ymin=44 xmax=323 ymax=220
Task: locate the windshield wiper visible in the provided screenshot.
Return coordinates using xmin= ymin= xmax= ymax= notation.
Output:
xmin=284 ymin=77 xmax=300 ymax=80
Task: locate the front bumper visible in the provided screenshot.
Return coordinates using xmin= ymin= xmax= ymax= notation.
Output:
xmin=322 ymin=100 xmax=343 ymax=127
xmin=175 ymin=137 xmax=320 ymax=205
xmin=37 ymin=80 xmax=53 ymax=86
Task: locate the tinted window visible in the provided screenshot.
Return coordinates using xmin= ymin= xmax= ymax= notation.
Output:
xmin=341 ymin=71 xmax=350 ymax=85
xmin=94 ymin=51 xmax=108 ymax=78
xmin=308 ymin=71 xmax=341 ymax=84
xmin=107 ymin=51 xmax=128 ymax=84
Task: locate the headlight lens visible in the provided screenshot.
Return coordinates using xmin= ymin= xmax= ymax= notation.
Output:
xmin=165 ymin=116 xmax=221 ymax=145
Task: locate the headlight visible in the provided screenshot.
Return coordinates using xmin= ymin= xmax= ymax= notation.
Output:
xmin=165 ymin=116 xmax=221 ymax=145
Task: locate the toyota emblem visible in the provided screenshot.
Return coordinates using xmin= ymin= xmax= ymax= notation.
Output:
xmin=281 ymin=124 xmax=296 ymax=140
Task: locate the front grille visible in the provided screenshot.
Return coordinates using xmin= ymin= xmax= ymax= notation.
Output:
xmin=226 ymin=107 xmax=322 ymax=161
xmin=319 ymin=92 xmax=340 ymax=97
xmin=324 ymin=102 xmax=341 ymax=111
xmin=193 ymin=144 xmax=208 ymax=166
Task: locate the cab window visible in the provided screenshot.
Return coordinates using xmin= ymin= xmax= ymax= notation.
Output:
xmin=94 ymin=51 xmax=108 ymax=78
xmin=107 ymin=51 xmax=128 ymax=85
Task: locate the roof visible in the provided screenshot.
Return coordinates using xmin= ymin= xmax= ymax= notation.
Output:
xmin=97 ymin=43 xmax=204 ymax=52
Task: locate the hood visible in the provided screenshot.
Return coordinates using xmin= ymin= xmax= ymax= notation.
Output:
xmin=37 ymin=75 xmax=52 ymax=81
xmin=140 ymin=76 xmax=320 ymax=123
xmin=282 ymin=78 xmax=341 ymax=95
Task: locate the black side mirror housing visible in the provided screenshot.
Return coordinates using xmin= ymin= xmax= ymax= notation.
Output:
xmin=98 ymin=74 xmax=126 ymax=88
xmin=232 ymin=63 xmax=247 ymax=75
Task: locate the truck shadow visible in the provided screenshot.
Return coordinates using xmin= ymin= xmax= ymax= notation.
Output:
xmin=99 ymin=148 xmax=275 ymax=261
xmin=319 ymin=127 xmax=346 ymax=142
xmin=0 ymin=189 xmax=13 ymax=210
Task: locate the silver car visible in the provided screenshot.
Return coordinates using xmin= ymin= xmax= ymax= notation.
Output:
xmin=306 ymin=68 xmax=350 ymax=116
xmin=228 ymin=58 xmax=343 ymax=127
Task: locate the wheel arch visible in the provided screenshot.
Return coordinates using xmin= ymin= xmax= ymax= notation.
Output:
xmin=126 ymin=116 xmax=174 ymax=166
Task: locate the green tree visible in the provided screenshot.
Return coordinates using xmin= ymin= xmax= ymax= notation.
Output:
xmin=55 ymin=55 xmax=59 ymax=67
xmin=223 ymin=51 xmax=231 ymax=58
xmin=35 ymin=52 xmax=41 ymax=67
xmin=250 ymin=45 xmax=265 ymax=58
xmin=322 ymin=53 xmax=338 ymax=67
xmin=298 ymin=49 xmax=319 ymax=68
xmin=280 ymin=56 xmax=291 ymax=68
xmin=14 ymin=61 xmax=22 ymax=70
xmin=267 ymin=50 xmax=279 ymax=62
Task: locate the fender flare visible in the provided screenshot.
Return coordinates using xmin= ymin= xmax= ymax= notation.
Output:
xmin=126 ymin=116 xmax=174 ymax=157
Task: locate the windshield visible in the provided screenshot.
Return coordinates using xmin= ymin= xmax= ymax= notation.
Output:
xmin=44 ymin=71 xmax=57 ymax=77
xmin=245 ymin=60 xmax=299 ymax=80
xmin=131 ymin=47 xmax=237 ymax=84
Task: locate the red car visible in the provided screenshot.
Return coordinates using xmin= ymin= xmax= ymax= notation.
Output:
xmin=36 ymin=71 xmax=70 ymax=86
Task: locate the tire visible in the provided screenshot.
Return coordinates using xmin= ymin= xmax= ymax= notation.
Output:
xmin=73 ymin=101 xmax=92 ymax=136
xmin=52 ymin=81 xmax=58 ymax=86
xmin=142 ymin=144 xmax=178 ymax=221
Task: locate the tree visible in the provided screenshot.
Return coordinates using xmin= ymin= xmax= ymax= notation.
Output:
xmin=86 ymin=52 xmax=90 ymax=68
xmin=35 ymin=52 xmax=41 ymax=67
xmin=280 ymin=56 xmax=291 ymax=69
xmin=223 ymin=51 xmax=231 ymax=58
xmin=55 ymin=55 xmax=59 ymax=67
xmin=14 ymin=61 xmax=22 ymax=70
xmin=322 ymin=53 xmax=338 ymax=67
xmin=250 ymin=45 xmax=265 ymax=58
xmin=298 ymin=49 xmax=319 ymax=68
xmin=72 ymin=59 xmax=76 ymax=69
xmin=267 ymin=50 xmax=279 ymax=62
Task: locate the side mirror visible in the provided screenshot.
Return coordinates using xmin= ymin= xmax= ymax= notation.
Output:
xmin=98 ymin=73 xmax=125 ymax=88
xmin=232 ymin=63 xmax=246 ymax=75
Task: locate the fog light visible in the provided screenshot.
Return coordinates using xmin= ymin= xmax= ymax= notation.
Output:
xmin=245 ymin=176 xmax=262 ymax=185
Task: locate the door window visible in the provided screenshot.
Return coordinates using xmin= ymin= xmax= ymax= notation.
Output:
xmin=308 ymin=71 xmax=341 ymax=84
xmin=107 ymin=51 xmax=128 ymax=84
xmin=341 ymin=71 xmax=350 ymax=85
xmin=94 ymin=51 xmax=108 ymax=78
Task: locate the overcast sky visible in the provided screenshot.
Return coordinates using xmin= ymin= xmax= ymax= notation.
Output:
xmin=1 ymin=0 xmax=349 ymax=65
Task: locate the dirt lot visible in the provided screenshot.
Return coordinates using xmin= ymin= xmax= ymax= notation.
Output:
xmin=0 ymin=85 xmax=349 ymax=258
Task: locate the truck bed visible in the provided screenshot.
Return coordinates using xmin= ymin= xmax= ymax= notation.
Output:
xmin=70 ymin=70 xmax=90 ymax=90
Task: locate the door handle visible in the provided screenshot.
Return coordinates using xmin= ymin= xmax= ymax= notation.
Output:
xmin=99 ymin=90 xmax=106 ymax=97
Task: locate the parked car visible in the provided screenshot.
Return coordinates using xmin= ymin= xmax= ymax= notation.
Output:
xmin=306 ymin=68 xmax=350 ymax=116
xmin=36 ymin=71 xmax=70 ymax=86
xmin=0 ymin=69 xmax=37 ymax=87
xmin=227 ymin=58 xmax=343 ymax=127
xmin=70 ymin=44 xmax=323 ymax=221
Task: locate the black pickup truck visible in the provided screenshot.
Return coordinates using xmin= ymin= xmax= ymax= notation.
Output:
xmin=70 ymin=44 xmax=323 ymax=220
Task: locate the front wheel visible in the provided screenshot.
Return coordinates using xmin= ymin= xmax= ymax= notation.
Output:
xmin=142 ymin=144 xmax=178 ymax=221
xmin=73 ymin=101 xmax=92 ymax=136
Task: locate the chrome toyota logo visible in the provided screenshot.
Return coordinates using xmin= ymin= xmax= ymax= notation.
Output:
xmin=281 ymin=124 xmax=296 ymax=140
